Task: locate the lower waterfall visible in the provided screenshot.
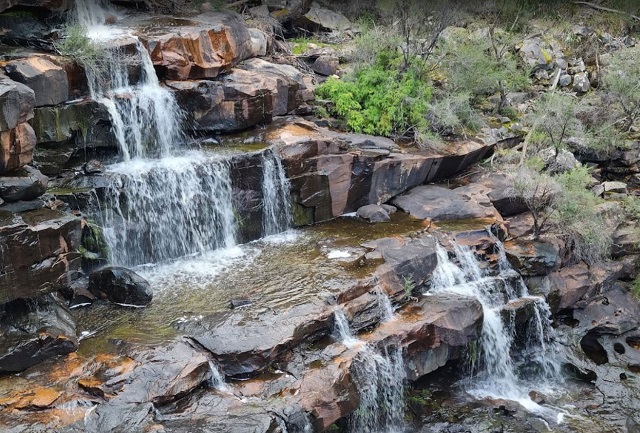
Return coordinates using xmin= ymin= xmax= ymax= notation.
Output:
xmin=429 ymin=240 xmax=562 ymax=403
xmin=332 ymin=308 xmax=406 ymax=433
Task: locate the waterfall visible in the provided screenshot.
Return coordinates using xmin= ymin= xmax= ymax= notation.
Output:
xmin=102 ymin=154 xmax=237 ymax=266
xmin=429 ymin=241 xmax=562 ymax=401
xmin=377 ymin=289 xmax=395 ymax=323
xmin=261 ymin=151 xmax=292 ymax=236
xmin=75 ymin=0 xmax=184 ymax=160
xmin=208 ymin=361 xmax=229 ymax=392
xmin=349 ymin=346 xmax=406 ymax=433
xmin=69 ymin=1 xmax=293 ymax=266
xmin=332 ymin=308 xmax=359 ymax=348
xmin=331 ymin=307 xmax=405 ymax=433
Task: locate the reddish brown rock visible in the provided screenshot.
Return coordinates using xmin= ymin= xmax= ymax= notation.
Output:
xmin=141 ymin=13 xmax=265 ymax=81
xmin=0 ymin=122 xmax=36 ymax=174
xmin=0 ymin=208 xmax=82 ymax=304
xmin=548 ymin=263 xmax=592 ymax=312
xmin=5 ymin=56 xmax=69 ymax=107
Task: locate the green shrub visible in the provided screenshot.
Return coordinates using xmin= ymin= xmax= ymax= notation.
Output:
xmin=602 ymin=47 xmax=640 ymax=131
xmin=442 ymin=33 xmax=529 ymax=111
xmin=428 ymin=93 xmax=483 ymax=136
xmin=316 ymin=52 xmax=432 ymax=140
xmin=526 ymin=93 xmax=583 ymax=152
xmin=555 ymin=167 xmax=611 ymax=264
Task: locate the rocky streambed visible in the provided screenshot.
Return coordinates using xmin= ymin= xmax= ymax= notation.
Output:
xmin=0 ymin=1 xmax=638 ymax=432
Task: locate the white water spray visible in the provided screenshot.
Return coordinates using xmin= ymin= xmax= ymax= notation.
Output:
xmin=102 ymin=154 xmax=237 ymax=266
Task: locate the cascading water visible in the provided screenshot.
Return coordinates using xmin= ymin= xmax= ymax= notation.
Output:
xmin=71 ymin=1 xmax=292 ymax=266
xmin=208 ymin=361 xmax=229 ymax=392
xmin=102 ymin=154 xmax=237 ymax=266
xmin=349 ymin=345 xmax=406 ymax=433
xmin=332 ymin=308 xmax=359 ymax=348
xmin=377 ymin=289 xmax=395 ymax=323
xmin=332 ymin=308 xmax=406 ymax=433
xmin=261 ymin=151 xmax=292 ymax=237
xmin=428 ymin=240 xmax=562 ymax=402
xmin=75 ymin=0 xmax=184 ymax=160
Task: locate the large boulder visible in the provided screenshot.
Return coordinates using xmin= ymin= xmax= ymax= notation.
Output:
xmin=0 ymin=75 xmax=35 ymax=174
xmin=0 ymin=74 xmax=35 ymax=131
xmin=5 ymin=56 xmax=69 ymax=107
xmin=0 ymin=293 xmax=78 ymax=373
xmin=294 ymin=3 xmax=353 ymax=32
xmin=31 ymin=100 xmax=115 ymax=175
xmin=0 ymin=208 xmax=82 ymax=304
xmin=88 ymin=267 xmax=153 ymax=306
xmin=0 ymin=165 xmax=48 ymax=202
xmin=356 ymin=204 xmax=391 ymax=223
xmin=169 ymin=59 xmax=312 ymax=133
xmin=140 ymin=12 xmax=265 ymax=80
xmin=392 ymin=185 xmax=497 ymax=221
xmin=363 ymin=234 xmax=438 ymax=287
xmin=504 ymin=239 xmax=560 ymax=276
xmin=546 ymin=263 xmax=592 ymax=312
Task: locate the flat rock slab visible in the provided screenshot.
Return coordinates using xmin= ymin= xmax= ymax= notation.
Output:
xmin=393 ymin=185 xmax=497 ymax=221
xmin=181 ymin=301 xmax=333 ymax=378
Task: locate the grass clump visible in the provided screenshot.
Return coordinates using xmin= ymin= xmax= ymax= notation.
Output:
xmin=54 ymin=24 xmax=101 ymax=70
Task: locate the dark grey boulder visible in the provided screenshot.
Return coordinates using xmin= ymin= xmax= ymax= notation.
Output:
xmin=356 ymin=204 xmax=391 ymax=223
xmin=0 ymin=165 xmax=48 ymax=202
xmin=504 ymin=239 xmax=560 ymax=276
xmin=0 ymin=294 xmax=78 ymax=373
xmin=89 ymin=267 xmax=153 ymax=306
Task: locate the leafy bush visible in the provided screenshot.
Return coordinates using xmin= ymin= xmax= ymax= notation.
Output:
xmin=316 ymin=51 xmax=432 ymax=140
xmin=428 ymin=93 xmax=483 ymax=136
xmin=554 ymin=167 xmax=611 ymax=264
xmin=513 ymin=166 xmax=611 ymax=263
xmin=526 ymin=93 xmax=583 ymax=152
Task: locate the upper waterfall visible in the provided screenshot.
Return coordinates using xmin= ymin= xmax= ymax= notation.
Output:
xmin=74 ymin=0 xmax=185 ymax=160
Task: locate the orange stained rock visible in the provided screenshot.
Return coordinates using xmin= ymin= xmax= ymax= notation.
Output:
xmin=14 ymin=388 xmax=61 ymax=410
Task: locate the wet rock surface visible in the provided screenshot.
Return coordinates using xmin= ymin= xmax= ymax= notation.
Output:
xmin=0 ymin=208 xmax=81 ymax=304
xmin=88 ymin=267 xmax=153 ymax=306
xmin=0 ymin=293 xmax=77 ymax=373
xmin=0 ymin=165 xmax=48 ymax=202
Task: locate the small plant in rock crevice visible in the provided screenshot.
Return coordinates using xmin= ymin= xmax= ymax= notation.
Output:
xmin=54 ymin=24 xmax=103 ymax=72
xmin=402 ymin=276 xmax=416 ymax=300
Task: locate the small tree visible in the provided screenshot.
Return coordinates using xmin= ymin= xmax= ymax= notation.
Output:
xmin=602 ymin=47 xmax=640 ymax=132
xmin=513 ymin=167 xmax=561 ymax=239
xmin=443 ymin=31 xmax=529 ymax=112
xmin=513 ymin=166 xmax=611 ymax=263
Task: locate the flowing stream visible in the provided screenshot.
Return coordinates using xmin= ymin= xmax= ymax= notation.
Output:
xmin=429 ymin=240 xmax=563 ymax=412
